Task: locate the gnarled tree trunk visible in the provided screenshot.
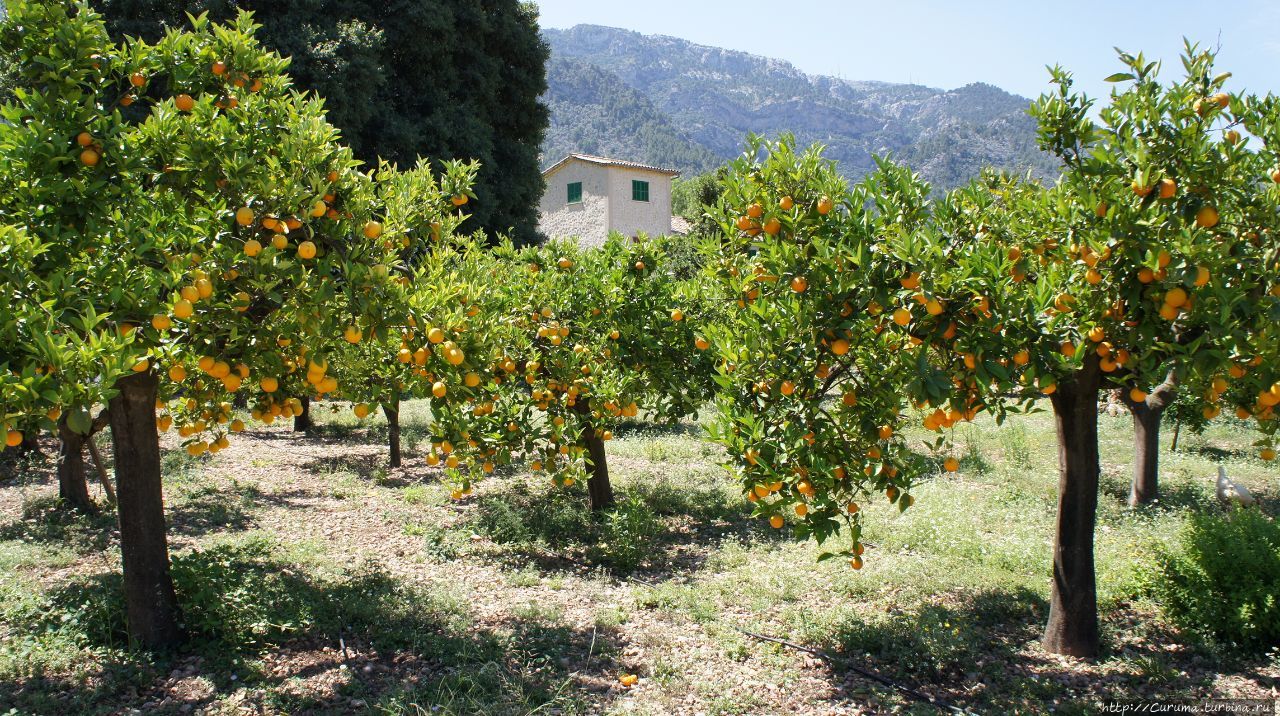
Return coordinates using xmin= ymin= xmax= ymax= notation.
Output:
xmin=57 ymin=418 xmax=96 ymax=513
xmin=294 ymin=396 xmax=312 ymax=433
xmin=384 ymin=399 xmax=401 ymax=468
xmin=1119 ymin=371 xmax=1176 ymax=507
xmin=572 ymin=401 xmax=614 ymax=511
xmin=109 ymin=371 xmax=183 ymax=649
xmin=1044 ymin=355 xmax=1102 ymax=658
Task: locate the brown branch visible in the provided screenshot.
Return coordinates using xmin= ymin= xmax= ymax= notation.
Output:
xmin=86 ymin=435 xmax=116 ymax=505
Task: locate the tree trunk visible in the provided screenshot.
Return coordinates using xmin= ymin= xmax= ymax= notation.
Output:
xmin=57 ymin=418 xmax=96 ymax=513
xmin=573 ymin=401 xmax=614 ymax=511
xmin=1170 ymin=421 xmax=1181 ymax=452
xmin=18 ymin=429 xmax=41 ymax=456
xmin=384 ymin=400 xmax=401 ymax=468
xmin=108 ymin=371 xmax=183 ymax=650
xmin=1043 ymin=355 xmax=1102 ymax=658
xmin=1119 ymin=371 xmax=1176 ymax=508
xmin=294 ymin=397 xmax=312 ymax=433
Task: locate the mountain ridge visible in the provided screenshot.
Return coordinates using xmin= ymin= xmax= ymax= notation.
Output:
xmin=539 ymin=24 xmax=1059 ymax=189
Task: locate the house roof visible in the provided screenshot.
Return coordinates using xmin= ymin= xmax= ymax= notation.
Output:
xmin=542 ymin=153 xmax=681 ymax=178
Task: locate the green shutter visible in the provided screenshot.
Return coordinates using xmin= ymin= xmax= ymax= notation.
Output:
xmin=567 ymin=182 xmax=582 ymax=204
xmin=632 ymin=179 xmax=650 ymax=202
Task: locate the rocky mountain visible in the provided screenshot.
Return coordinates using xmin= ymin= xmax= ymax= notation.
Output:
xmin=540 ymin=25 xmax=1059 ymax=189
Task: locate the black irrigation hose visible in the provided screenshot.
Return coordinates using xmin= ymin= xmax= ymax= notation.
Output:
xmin=735 ymin=627 xmax=977 ymax=715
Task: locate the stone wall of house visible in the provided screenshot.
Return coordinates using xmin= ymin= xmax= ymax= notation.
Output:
xmin=606 ymin=167 xmax=674 ymax=241
xmin=538 ymin=161 xmax=611 ymax=247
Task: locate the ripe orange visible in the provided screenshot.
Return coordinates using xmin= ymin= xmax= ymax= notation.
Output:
xmin=816 ymin=196 xmax=834 ymax=215
xmin=76 ymin=132 xmax=94 ymax=147
xmin=363 ymin=221 xmax=382 ymax=239
xmin=343 ymin=325 xmax=363 ymax=344
xmin=1136 ymin=267 xmax=1155 ymax=284
xmin=244 ymin=239 xmax=262 ymax=257
xmin=175 ymin=94 xmax=195 ymax=112
xmin=780 ymin=380 xmax=796 ymax=396
xmin=260 ymin=376 xmax=279 ymax=393
xmin=746 ymin=202 xmax=764 ymax=218
xmin=173 ymin=300 xmax=194 ymax=319
xmin=235 ymin=206 xmax=254 ymax=226
xmin=830 ymin=339 xmax=850 ymax=356
xmin=212 ymin=61 xmax=227 ymax=76
xmin=1194 ymin=206 xmax=1219 ymax=229
xmin=1157 ymin=178 xmax=1177 ymax=199
xmin=769 ymin=515 xmax=784 ymax=529
xmin=694 ymin=337 xmax=710 ymax=351
xmin=1131 ymin=180 xmax=1152 ymax=197
xmin=790 ymin=276 xmax=808 ymax=293
xmin=310 ymin=200 xmax=327 ymax=218
xmin=79 ymin=149 xmax=100 ymax=166
xmin=1211 ymin=92 xmax=1229 ymax=109
xmin=5 ymin=430 xmax=22 ymax=448
xmin=1164 ymin=287 xmax=1188 ymax=308
xmin=1129 ymin=387 xmax=1148 ymax=403
xmin=1262 ymin=448 xmax=1277 ymax=461
xmin=762 ymin=218 xmax=782 ymax=235
xmin=849 ymin=556 xmax=863 ymax=570
xmin=151 ymin=314 xmax=172 ymax=331
xmin=168 ymin=364 xmax=187 ymax=382
xmin=943 ymin=457 xmax=959 ymax=472
xmin=892 ymin=307 xmax=911 ymax=326
xmin=794 ymin=503 xmax=809 ymax=517
xmin=1194 ymin=266 xmax=1210 ymax=287
xmin=271 ymin=234 xmax=288 ymax=250
xmin=432 ymin=381 xmax=447 ymax=398
xmin=129 ymin=72 xmax=146 ymax=87
xmin=451 ymin=194 xmax=468 ymax=206
xmin=779 ymin=196 xmax=794 ymax=210
xmin=1271 ymin=168 xmax=1280 ymax=184
xmin=671 ymin=309 xmax=684 ymax=321
xmin=297 ymin=241 xmax=317 ymax=259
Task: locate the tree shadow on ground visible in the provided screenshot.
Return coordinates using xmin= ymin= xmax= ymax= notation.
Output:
xmin=166 ymin=482 xmax=260 ymax=537
xmin=461 ymin=473 xmax=787 ymax=580
xmin=0 ymin=494 xmax=117 ymax=553
xmin=814 ymin=587 xmax=1262 ymax=715
xmin=0 ymin=540 xmax=617 ymax=716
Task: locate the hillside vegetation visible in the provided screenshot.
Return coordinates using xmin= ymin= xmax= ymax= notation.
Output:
xmin=541 ymin=25 xmax=1059 ymax=187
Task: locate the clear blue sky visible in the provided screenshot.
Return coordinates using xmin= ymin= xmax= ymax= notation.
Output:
xmin=530 ymin=0 xmax=1280 ymax=101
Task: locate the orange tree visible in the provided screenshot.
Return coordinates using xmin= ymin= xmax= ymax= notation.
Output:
xmin=923 ymin=48 xmax=1280 ymax=656
xmin=0 ymin=3 xmax=446 ymax=647
xmin=448 ymin=235 xmax=717 ymax=511
xmin=703 ymin=136 xmax=957 ymax=563
xmin=279 ymin=158 xmax=482 ymax=467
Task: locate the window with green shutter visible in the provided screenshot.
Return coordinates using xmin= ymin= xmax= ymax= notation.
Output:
xmin=567 ymin=181 xmax=582 ymax=204
xmin=632 ymin=179 xmax=649 ymax=202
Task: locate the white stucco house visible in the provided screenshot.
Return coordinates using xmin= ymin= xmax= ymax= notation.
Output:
xmin=538 ymin=154 xmax=682 ymax=247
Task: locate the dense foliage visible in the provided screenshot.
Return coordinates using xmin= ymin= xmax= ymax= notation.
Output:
xmin=1150 ymin=510 xmax=1280 ymax=651
xmin=98 ymin=0 xmax=550 ymax=245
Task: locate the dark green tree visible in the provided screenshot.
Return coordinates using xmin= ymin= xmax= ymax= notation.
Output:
xmin=98 ymin=0 xmax=549 ymax=245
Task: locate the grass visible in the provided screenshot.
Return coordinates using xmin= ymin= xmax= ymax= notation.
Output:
xmin=0 ymin=399 xmax=1275 ymax=714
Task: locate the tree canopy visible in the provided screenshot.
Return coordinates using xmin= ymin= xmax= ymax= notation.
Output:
xmin=97 ymin=0 xmax=550 ymax=245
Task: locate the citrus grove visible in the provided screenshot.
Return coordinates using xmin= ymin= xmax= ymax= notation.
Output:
xmin=700 ymin=44 xmax=1279 ymax=659
xmin=0 ymin=2 xmax=478 ymax=647
xmin=0 ymin=0 xmax=1276 ymax=670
